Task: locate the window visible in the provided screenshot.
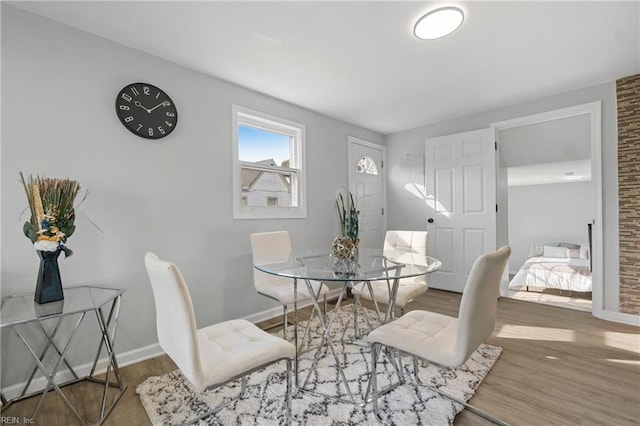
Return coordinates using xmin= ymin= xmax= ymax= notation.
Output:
xmin=356 ymin=156 xmax=379 ymax=175
xmin=232 ymin=105 xmax=306 ymax=219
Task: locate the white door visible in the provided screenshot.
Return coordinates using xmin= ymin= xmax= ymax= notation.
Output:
xmin=425 ymin=128 xmax=496 ymax=292
xmin=348 ymin=137 xmax=385 ymax=249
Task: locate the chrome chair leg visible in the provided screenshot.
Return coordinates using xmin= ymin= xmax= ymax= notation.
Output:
xmin=286 ymin=359 xmax=292 ymax=424
xmin=421 ymin=382 xmax=510 ymax=426
xmin=240 ymin=376 xmax=248 ymax=397
xmin=324 ymin=293 xmax=328 ymax=316
xmin=370 ymin=347 xmax=510 ymax=426
xmin=283 ymin=305 xmax=288 ymax=341
xmin=370 ymin=343 xmax=382 ymax=421
xmin=413 ymin=356 xmax=423 ymax=384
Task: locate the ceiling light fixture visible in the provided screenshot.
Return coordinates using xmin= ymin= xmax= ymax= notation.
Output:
xmin=413 ymin=6 xmax=465 ymax=40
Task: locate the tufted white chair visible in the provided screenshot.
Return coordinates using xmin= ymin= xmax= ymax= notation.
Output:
xmin=352 ymin=230 xmax=429 ymax=318
xmin=250 ymin=231 xmax=329 ymax=340
xmin=367 ymin=246 xmax=511 ymax=425
xmin=145 ymin=253 xmax=295 ymax=424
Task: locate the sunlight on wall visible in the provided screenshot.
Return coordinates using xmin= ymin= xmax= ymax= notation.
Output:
xmin=495 ymin=325 xmax=576 ymax=341
xmin=403 ymin=183 xmax=451 ymax=217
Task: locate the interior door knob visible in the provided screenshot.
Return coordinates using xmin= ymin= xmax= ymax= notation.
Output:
xmin=427 ymin=218 xmax=434 ymax=223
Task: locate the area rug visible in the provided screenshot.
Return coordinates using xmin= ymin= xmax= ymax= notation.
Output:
xmin=137 ymin=305 xmax=502 ymax=425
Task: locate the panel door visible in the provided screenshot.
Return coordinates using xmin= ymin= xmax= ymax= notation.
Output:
xmin=349 ymin=138 xmax=385 ymax=249
xmin=425 ymin=128 xmax=496 ymax=292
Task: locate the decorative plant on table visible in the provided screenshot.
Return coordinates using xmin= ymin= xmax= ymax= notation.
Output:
xmin=333 ymin=190 xmax=360 ymax=259
xmin=20 ymin=172 xmax=81 ymax=304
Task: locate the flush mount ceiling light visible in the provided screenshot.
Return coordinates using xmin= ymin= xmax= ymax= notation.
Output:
xmin=414 ymin=6 xmax=464 ymax=40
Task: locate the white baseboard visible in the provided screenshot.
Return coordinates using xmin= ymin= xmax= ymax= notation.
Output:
xmin=2 ymin=341 xmax=164 ymax=401
xmin=598 ymin=309 xmax=640 ymax=327
xmin=2 ymin=287 xmax=345 ymax=400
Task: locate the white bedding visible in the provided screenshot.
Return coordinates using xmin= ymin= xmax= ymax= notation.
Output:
xmin=509 ymin=256 xmax=592 ymax=292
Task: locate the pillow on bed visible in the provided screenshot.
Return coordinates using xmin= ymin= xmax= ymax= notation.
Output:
xmin=579 ymin=244 xmax=589 ymax=259
xmin=543 ymin=245 xmax=569 ymax=258
xmin=568 ymin=248 xmax=581 ymax=259
xmin=529 ymin=242 xmax=560 ymax=257
xmin=560 ymin=242 xmax=581 ymax=250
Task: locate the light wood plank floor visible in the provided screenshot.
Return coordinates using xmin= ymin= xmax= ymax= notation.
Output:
xmin=2 ymin=289 xmax=639 ymax=425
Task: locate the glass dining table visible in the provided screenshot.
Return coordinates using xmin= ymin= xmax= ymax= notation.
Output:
xmin=254 ymin=248 xmax=441 ymax=404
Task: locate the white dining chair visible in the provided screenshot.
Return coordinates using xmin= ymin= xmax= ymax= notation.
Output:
xmin=144 ymin=252 xmax=295 ymax=424
xmin=352 ymin=230 xmax=429 ymax=319
xmin=250 ymin=231 xmax=329 ymax=341
xmin=367 ymin=246 xmax=511 ymax=425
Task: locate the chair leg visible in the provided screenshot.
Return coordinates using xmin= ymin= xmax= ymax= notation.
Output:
xmin=409 ymin=357 xmax=508 ymax=426
xmin=396 ymin=349 xmax=405 ymax=381
xmin=324 ymin=293 xmax=328 ymax=316
xmin=283 ymin=305 xmax=288 ymax=341
xmin=240 ymin=376 xmax=248 ymax=397
xmin=185 ymin=377 xmax=251 ymax=425
xmin=422 ymin=383 xmax=509 ymax=426
xmin=413 ymin=357 xmax=423 ymax=384
xmin=370 ymin=343 xmax=383 ymax=422
xmin=286 ymin=358 xmax=293 ymax=424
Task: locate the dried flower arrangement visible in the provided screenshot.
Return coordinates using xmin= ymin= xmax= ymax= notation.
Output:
xmin=20 ymin=172 xmax=81 ymax=256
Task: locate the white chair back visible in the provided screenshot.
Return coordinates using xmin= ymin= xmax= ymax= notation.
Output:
xmin=455 ymin=245 xmax=511 ymax=364
xmin=250 ymin=231 xmax=293 ymax=292
xmin=144 ymin=252 xmax=203 ymax=389
xmin=384 ymin=230 xmax=427 ymax=254
xmin=384 ymin=230 xmax=429 ymax=281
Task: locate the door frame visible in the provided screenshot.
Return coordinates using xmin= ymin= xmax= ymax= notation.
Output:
xmin=491 ymin=101 xmax=603 ymax=317
xmin=347 ymin=136 xmax=387 ymax=240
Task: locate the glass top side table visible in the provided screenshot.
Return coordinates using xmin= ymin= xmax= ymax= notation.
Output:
xmin=0 ymin=286 xmax=126 ymax=425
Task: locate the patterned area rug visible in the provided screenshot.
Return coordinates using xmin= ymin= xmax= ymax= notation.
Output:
xmin=137 ymin=305 xmax=502 ymax=425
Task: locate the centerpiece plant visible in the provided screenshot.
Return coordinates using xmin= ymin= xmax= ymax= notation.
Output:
xmin=336 ymin=190 xmax=360 ymax=245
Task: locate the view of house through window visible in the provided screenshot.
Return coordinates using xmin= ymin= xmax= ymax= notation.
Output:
xmin=232 ymin=105 xmax=306 ymax=219
xmin=238 ymin=125 xmax=293 ymax=208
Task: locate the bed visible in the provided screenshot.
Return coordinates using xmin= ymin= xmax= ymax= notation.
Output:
xmin=509 ymin=242 xmax=592 ymax=293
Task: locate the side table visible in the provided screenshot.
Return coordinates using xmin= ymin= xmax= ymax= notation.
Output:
xmin=0 ymin=286 xmax=127 ymax=425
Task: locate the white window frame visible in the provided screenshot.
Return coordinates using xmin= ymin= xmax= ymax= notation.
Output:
xmin=232 ymin=105 xmax=307 ymax=219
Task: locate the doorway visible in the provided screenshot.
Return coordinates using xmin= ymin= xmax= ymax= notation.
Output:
xmin=348 ymin=137 xmax=386 ymax=249
xmin=492 ymin=102 xmax=603 ymax=314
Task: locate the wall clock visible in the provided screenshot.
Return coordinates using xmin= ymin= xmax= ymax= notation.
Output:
xmin=115 ymin=82 xmax=178 ymax=139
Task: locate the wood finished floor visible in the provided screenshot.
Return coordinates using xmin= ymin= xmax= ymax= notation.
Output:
xmin=2 ymin=289 xmax=639 ymax=425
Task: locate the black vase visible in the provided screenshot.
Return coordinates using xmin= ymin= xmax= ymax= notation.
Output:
xmin=34 ymin=249 xmax=64 ymax=304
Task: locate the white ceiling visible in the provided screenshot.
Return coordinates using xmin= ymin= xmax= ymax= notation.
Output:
xmin=8 ymin=1 xmax=640 ymax=134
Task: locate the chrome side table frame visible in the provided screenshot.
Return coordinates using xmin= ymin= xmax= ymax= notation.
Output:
xmin=1 ymin=286 xmax=127 ymax=425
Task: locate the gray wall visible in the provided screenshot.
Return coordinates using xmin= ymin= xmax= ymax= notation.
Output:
xmin=385 ymin=82 xmax=619 ymax=312
xmin=0 ymin=6 xmax=382 ymax=387
xmin=507 ymin=181 xmax=594 ymax=273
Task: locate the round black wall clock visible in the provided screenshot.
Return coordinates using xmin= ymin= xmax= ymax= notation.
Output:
xmin=115 ymin=82 xmax=178 ymax=139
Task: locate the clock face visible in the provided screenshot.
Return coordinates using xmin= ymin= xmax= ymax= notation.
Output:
xmin=115 ymin=83 xmax=178 ymax=139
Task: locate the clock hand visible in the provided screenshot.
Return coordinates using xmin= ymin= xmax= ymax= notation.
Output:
xmin=134 ymin=100 xmax=152 ymax=113
xmin=148 ymin=101 xmax=171 ymax=112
